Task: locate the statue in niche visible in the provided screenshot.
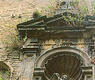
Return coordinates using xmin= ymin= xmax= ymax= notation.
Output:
xmin=50 ymin=73 xmax=68 ymax=80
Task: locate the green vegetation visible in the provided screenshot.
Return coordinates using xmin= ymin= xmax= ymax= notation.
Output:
xmin=1 ymin=16 xmax=24 ymax=55
xmin=0 ymin=74 xmax=2 ymax=80
xmin=40 ymin=0 xmax=60 ymax=17
xmin=40 ymin=0 xmax=89 ymax=16
xmin=0 ymin=71 xmax=10 ymax=80
xmin=62 ymin=13 xmax=84 ymax=27
xmin=92 ymin=2 xmax=95 ymax=15
xmin=33 ymin=9 xmax=41 ymax=18
xmin=38 ymin=0 xmax=89 ymax=26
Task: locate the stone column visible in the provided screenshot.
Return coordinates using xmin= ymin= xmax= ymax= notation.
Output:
xmin=16 ymin=38 xmax=40 ymax=80
xmin=92 ymin=35 xmax=95 ymax=80
xmin=33 ymin=68 xmax=45 ymax=80
xmin=81 ymin=66 xmax=93 ymax=80
xmin=92 ymin=65 xmax=95 ymax=80
xmin=16 ymin=55 xmax=36 ymax=80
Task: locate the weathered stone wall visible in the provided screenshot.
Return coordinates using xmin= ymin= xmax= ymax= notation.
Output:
xmin=2 ymin=50 xmax=36 ymax=80
xmin=1 ymin=38 xmax=90 ymax=80
xmin=0 ymin=0 xmax=95 ymax=80
xmin=40 ymin=39 xmax=88 ymax=54
xmin=0 ymin=1 xmax=49 ymax=79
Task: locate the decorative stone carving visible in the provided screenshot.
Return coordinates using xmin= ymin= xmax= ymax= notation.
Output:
xmin=81 ymin=66 xmax=93 ymax=80
xmin=50 ymin=73 xmax=68 ymax=80
xmin=22 ymin=38 xmax=40 ymax=56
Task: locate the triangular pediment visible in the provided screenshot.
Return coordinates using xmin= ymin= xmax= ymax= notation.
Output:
xmin=17 ymin=12 xmax=95 ymax=39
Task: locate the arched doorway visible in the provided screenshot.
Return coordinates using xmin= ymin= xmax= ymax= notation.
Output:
xmin=34 ymin=47 xmax=93 ymax=80
xmin=0 ymin=61 xmax=11 ymax=80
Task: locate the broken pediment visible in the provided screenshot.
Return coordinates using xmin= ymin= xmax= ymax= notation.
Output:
xmin=17 ymin=12 xmax=83 ymax=30
xmin=17 ymin=12 xmax=95 ymax=39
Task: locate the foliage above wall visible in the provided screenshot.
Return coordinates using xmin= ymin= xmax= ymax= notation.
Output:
xmin=33 ymin=0 xmax=95 ymax=27
xmin=39 ymin=0 xmax=89 ymax=16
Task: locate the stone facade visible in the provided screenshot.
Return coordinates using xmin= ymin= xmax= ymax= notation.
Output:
xmin=16 ymin=12 xmax=95 ymax=80
xmin=0 ymin=0 xmax=95 ymax=80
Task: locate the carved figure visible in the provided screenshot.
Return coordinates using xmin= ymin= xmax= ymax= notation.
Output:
xmin=50 ymin=73 xmax=68 ymax=80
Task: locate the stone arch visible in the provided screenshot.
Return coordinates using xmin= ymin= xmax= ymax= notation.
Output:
xmin=0 ymin=61 xmax=12 ymax=80
xmin=34 ymin=47 xmax=93 ymax=80
xmin=35 ymin=47 xmax=91 ymax=68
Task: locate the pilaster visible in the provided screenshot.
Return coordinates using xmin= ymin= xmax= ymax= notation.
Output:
xmin=22 ymin=38 xmax=40 ymax=57
xmin=81 ymin=66 xmax=93 ymax=80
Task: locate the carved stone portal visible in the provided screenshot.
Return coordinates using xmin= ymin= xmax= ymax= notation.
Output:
xmin=33 ymin=47 xmax=93 ymax=80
